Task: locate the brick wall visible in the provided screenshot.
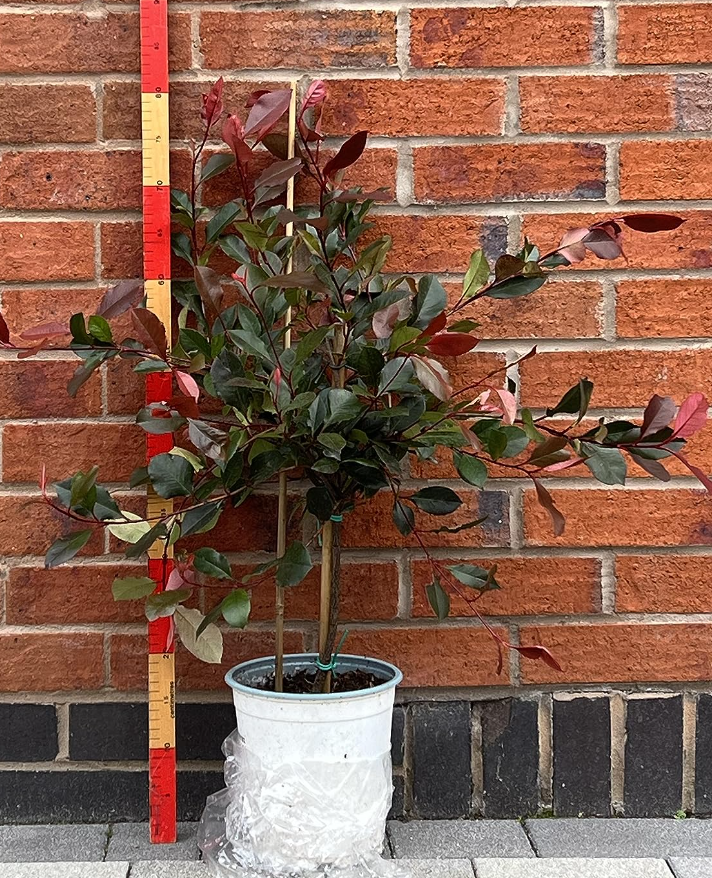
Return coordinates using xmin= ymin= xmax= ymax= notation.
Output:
xmin=1 ymin=0 xmax=712 ymax=820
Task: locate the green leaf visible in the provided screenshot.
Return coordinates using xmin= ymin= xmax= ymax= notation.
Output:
xmin=136 ymin=405 xmax=186 ymax=435
xmin=169 ymin=447 xmax=203 ymax=472
xmin=393 ymin=501 xmax=415 ymax=536
xmin=426 ymin=579 xmax=450 ymax=620
xmin=69 ymin=312 xmax=92 ymax=345
xmin=413 ymin=275 xmax=447 ymax=329
xmin=582 ymin=444 xmax=628 ymax=485
xmin=546 ymin=379 xmax=594 ymax=424
xmin=145 ymin=588 xmax=192 ymax=622
xmin=69 ymin=466 xmax=99 ymax=508
xmin=410 ymin=486 xmax=462 ymax=516
xmin=528 ymin=436 xmax=570 ymax=467
xmin=45 ymin=530 xmax=92 ymax=568
xmin=88 ymin=315 xmax=112 ymax=343
xmin=148 ymin=452 xmax=195 ymax=499
xmin=228 ymin=329 xmax=273 ymax=363
xmin=171 ymin=232 xmax=194 ymax=266
xmin=453 ymin=452 xmax=488 ymax=487
xmin=220 ymin=235 xmax=251 ymax=265
xmin=175 ymin=606 xmax=223 ymax=663
xmin=220 ymin=588 xmax=251 ymax=628
xmin=378 ymin=357 xmax=415 ymax=395
xmin=349 ymin=346 xmax=384 ymax=387
xmin=201 ymin=153 xmax=235 ymax=184
xmin=68 ymin=352 xmax=107 ymax=397
xmin=205 ymin=201 xmax=242 ymax=245
xmin=463 ymin=249 xmax=490 ymax=298
xmin=181 ymin=501 xmax=223 ymax=538
xmin=306 ymin=486 xmax=334 ymax=521
xmin=276 ymin=540 xmax=313 ymax=588
xmin=447 ymin=563 xmax=494 ymax=589
xmin=283 ymin=392 xmax=316 ymax=413
xmin=487 ymin=275 xmax=546 ymax=299
xmin=124 ymin=522 xmax=167 ymax=559
xmin=295 ymin=326 xmax=331 ymax=364
xmin=112 ymin=576 xmax=156 ymax=601
xmin=93 ymin=487 xmax=121 ymax=521
xmin=317 ymin=432 xmax=346 ymax=459
xmin=107 ymin=512 xmax=152 ymax=544
xmin=324 ymin=388 xmax=363 ymax=426
xmin=194 ymin=547 xmax=233 ymax=580
xmin=521 ymin=408 xmax=545 ymax=443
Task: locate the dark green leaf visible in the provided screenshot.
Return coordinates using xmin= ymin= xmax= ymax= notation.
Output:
xmin=145 ymin=588 xmax=191 ymax=622
xmin=194 ymin=547 xmax=233 ymax=580
xmin=410 ymin=486 xmax=462 ymax=515
xmin=487 ymin=275 xmax=546 ymax=299
xmin=88 ymin=315 xmax=112 ymax=343
xmin=125 ymin=522 xmax=167 ymax=559
xmin=148 ymin=453 xmax=195 ymax=499
xmin=453 ymin=452 xmax=488 ymax=487
xmin=219 ymin=588 xmax=251 ymax=628
xmin=181 ymin=501 xmax=223 ymax=538
xmin=447 ymin=563 xmax=493 ymax=589
xmin=426 ymin=579 xmax=450 ymax=620
xmin=546 ymin=379 xmax=594 ymax=424
xmin=413 ymin=275 xmax=447 ymax=329
xmin=205 ymin=201 xmax=242 ymax=245
xmin=45 ymin=530 xmax=92 ymax=568
xmin=582 ymin=444 xmax=627 ymax=485
xmin=306 ymin=486 xmax=334 ymax=521
xmin=201 ymin=153 xmax=235 ymax=184
xmin=393 ymin=501 xmax=415 ymax=536
xmin=276 ymin=541 xmax=313 ymax=588
xmin=463 ymin=249 xmax=490 ymax=299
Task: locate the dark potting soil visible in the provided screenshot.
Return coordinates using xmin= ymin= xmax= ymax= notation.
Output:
xmin=256 ymin=668 xmax=384 ymax=694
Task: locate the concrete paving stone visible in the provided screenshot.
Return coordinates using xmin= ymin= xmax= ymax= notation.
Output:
xmin=0 ymin=824 xmax=109 ymax=862
xmin=387 ymin=820 xmax=535 ymax=859
xmin=525 ymin=819 xmax=712 ymax=858
xmin=401 ymin=859 xmax=475 ymax=876
xmin=129 ymin=865 xmax=210 ymax=878
xmin=106 ymin=823 xmax=199 ymax=861
xmin=0 ymin=865 xmax=128 ymax=878
xmin=669 ymin=859 xmax=712 ymax=878
xmin=474 ymin=860 xmax=673 ymax=878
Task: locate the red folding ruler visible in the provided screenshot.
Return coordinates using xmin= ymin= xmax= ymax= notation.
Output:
xmin=140 ymin=0 xmax=177 ymax=843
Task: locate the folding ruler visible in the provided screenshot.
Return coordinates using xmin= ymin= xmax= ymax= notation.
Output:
xmin=139 ymin=0 xmax=177 ymax=843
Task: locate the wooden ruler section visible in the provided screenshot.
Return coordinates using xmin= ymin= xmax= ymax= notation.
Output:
xmin=139 ymin=0 xmax=177 ymax=844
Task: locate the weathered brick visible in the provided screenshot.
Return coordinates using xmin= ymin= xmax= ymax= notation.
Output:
xmin=625 ymin=696 xmax=683 ymax=817
xmin=524 ymin=488 xmax=712 ymax=548
xmin=3 ymin=423 xmax=143 ymax=483
xmin=482 ymin=699 xmax=539 ymax=818
xmin=521 ymin=623 xmax=712 ymax=684
xmin=0 ymin=222 xmax=94 ymax=281
xmin=7 ymin=565 xmax=144 ymax=625
xmin=619 ymin=5 xmax=712 ymax=64
xmin=2 ymin=287 xmax=107 ymax=340
xmin=201 ymin=11 xmax=396 ymax=70
xmin=520 ymin=349 xmax=712 ymax=408
xmin=322 ymin=78 xmax=505 ymax=137
xmin=0 ymin=360 xmax=100 ymax=419
xmin=0 ymin=495 xmax=104 ymax=557
xmin=616 ymin=554 xmax=712 ymax=613
xmin=0 ymin=12 xmax=191 ymax=73
xmin=0 ymin=85 xmax=96 ymax=144
xmin=415 ymin=143 xmax=606 ymax=203
xmin=675 ymin=73 xmax=712 ymax=131
xmin=0 ymin=633 xmax=104 ymax=691
xmin=411 ymin=556 xmax=600 ymax=617
xmin=617 ymin=278 xmax=712 ymax=338
xmin=520 ymin=75 xmax=674 ymax=134
xmin=410 ymin=7 xmax=596 ymax=68
xmin=0 ymin=150 xmax=142 ymax=211
xmin=620 ymin=140 xmax=712 ymax=201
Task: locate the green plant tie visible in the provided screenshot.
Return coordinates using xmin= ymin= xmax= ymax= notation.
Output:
xmin=315 ymin=629 xmax=349 ymax=673
xmin=330 ymin=514 xmax=343 ymax=522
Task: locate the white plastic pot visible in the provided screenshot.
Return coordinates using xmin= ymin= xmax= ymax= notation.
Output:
xmin=222 ymin=653 xmax=403 ymax=874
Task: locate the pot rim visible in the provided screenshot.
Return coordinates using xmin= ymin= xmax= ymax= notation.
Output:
xmin=225 ymin=652 xmax=403 ymax=702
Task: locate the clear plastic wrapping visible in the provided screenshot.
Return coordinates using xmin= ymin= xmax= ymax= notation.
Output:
xmin=198 ymin=729 xmax=412 ymax=878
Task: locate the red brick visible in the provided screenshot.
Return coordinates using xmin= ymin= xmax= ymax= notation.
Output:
xmin=524 ymin=488 xmax=712 ymax=547
xmin=7 ymin=564 xmax=145 ymax=624
xmin=100 ymin=221 xmax=142 ymax=279
xmin=0 ymin=85 xmax=96 ymax=143
xmin=620 ymin=140 xmax=712 ymax=201
xmin=448 ymin=279 xmax=603 ymax=339
xmin=520 ymin=349 xmax=712 ymax=408
xmin=110 ymin=630 xmax=305 ymax=691
xmin=201 ymin=11 xmax=396 ymax=70
xmin=0 ymin=360 xmax=100 ymax=418
xmin=0 ymin=632 xmax=104 ymax=691
xmin=346 ymin=626 xmax=509 ymax=687
xmin=520 ymin=75 xmax=674 ymax=134
xmin=414 ymin=143 xmax=606 ymax=203
xmin=616 ymin=554 xmax=712 ymax=613
xmin=321 ymin=78 xmax=505 ymax=137
xmin=180 ymin=494 xmax=282 ymax=554
xmin=342 ymin=488 xmax=509 ymax=549
xmin=369 ymin=215 xmax=509 ymax=274
xmin=447 ymin=351 xmax=508 ymax=393
xmin=410 ymin=7 xmax=596 ymax=68
xmin=411 ymin=556 xmax=600 ymax=617
xmin=244 ymin=560 xmax=399 ymax=622
xmin=619 ymin=5 xmax=712 ymax=64
xmin=0 ymin=222 xmax=94 ymax=281
xmin=523 ymin=211 xmax=712 ymax=271
xmin=106 ymin=357 xmax=146 ymax=415
xmin=3 ymin=423 xmax=143 ymax=484
xmin=0 ymin=12 xmax=191 ymax=73
xmin=520 ymin=623 xmax=712 ymax=683
xmin=617 ymin=279 xmax=712 ymax=339
xmin=0 ymin=150 xmax=142 ymax=211
xmin=2 ymin=287 xmax=107 ymax=340
xmin=0 ymin=495 xmax=104 ymax=557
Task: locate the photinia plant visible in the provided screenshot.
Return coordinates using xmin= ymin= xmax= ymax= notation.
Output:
xmin=6 ymin=80 xmax=710 ymax=690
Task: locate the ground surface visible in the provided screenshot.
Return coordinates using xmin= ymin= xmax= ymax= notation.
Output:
xmin=1 ymin=821 xmax=711 ymax=876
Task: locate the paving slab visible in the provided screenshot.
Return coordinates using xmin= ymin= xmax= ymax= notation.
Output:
xmin=474 ymin=859 xmax=673 ymax=878
xmin=0 ymin=865 xmax=128 ymax=878
xmin=0 ymin=824 xmax=109 ymax=862
xmin=106 ymin=823 xmax=199 ymax=861
xmin=525 ymin=819 xmax=712 ymax=858
xmin=130 ymin=865 xmax=210 ymax=878
xmin=387 ymin=821 xmax=534 ymax=859
xmin=669 ymin=859 xmax=712 ymax=878
xmin=401 ymin=859 xmax=475 ymax=877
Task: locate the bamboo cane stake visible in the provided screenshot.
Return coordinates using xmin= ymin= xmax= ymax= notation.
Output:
xmin=275 ymin=80 xmax=298 ymax=693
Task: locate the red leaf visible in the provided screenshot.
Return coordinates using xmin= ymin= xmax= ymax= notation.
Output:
xmin=641 ymin=393 xmax=676 ymax=438
xmin=19 ymin=321 xmax=69 ymax=341
xmin=194 ymin=265 xmax=224 ymax=324
xmin=0 ymin=312 xmax=9 ymax=345
xmin=516 ymin=645 xmax=563 ymax=672
xmin=97 ymin=279 xmax=144 ymax=319
xmin=674 ymin=451 xmax=712 ymax=495
xmin=558 ymin=227 xmax=588 ymax=264
xmin=426 ymin=332 xmax=478 ymax=357
xmin=422 ymin=313 xmax=447 ymax=337
xmin=583 ymin=226 xmax=623 ymax=260
xmin=301 ymin=80 xmax=327 ymax=112
xmin=634 ymin=455 xmax=671 ymax=482
xmin=671 ymin=392 xmax=708 ymax=439
xmin=201 ymin=76 xmax=224 ymax=129
xmin=221 ymin=115 xmax=252 ymax=165
xmin=167 ymin=395 xmax=200 ymax=420
xmin=621 ymin=213 xmax=685 ymax=233
xmin=254 ymin=157 xmax=303 ymax=192
xmin=244 ymin=89 xmax=292 ymax=142
xmin=175 ymin=371 xmax=200 ymax=402
xmin=323 ymin=131 xmax=368 ymax=180
xmin=17 ymin=338 xmax=51 ymax=358
xmin=533 ymin=479 xmax=565 ymax=537
xmin=130 ymin=308 xmax=168 ymax=358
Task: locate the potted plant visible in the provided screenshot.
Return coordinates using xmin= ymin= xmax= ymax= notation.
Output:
xmin=8 ymin=80 xmax=710 ymax=872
